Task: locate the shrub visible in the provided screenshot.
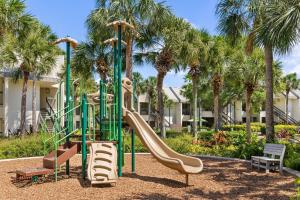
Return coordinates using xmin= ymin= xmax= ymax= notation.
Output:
xmin=123 ymin=133 xmax=148 ymax=153
xmin=212 ymin=131 xmax=228 ymax=145
xmin=275 ymin=125 xmax=298 ymax=136
xmin=223 ymin=124 xmax=263 ymax=133
xmin=166 ymin=130 xmax=184 ymax=138
xmin=198 ymin=130 xmax=214 ymax=141
xmin=0 ymin=133 xmax=53 ymax=159
xmin=232 ymin=139 xmax=264 ymax=160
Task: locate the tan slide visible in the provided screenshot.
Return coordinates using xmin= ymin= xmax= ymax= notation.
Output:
xmin=87 ymin=143 xmax=118 ymax=185
xmin=124 ymin=110 xmax=203 ymax=175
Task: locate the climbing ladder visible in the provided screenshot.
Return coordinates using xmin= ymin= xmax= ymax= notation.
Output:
xmin=87 ymin=142 xmax=118 ymax=185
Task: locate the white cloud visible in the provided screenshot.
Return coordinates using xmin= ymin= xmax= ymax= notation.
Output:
xmin=280 ymin=44 xmax=300 ymax=76
xmin=183 ymin=18 xmax=198 ymax=29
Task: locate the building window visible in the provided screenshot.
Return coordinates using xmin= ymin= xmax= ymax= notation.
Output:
xmin=0 ymin=91 xmax=3 ymax=105
xmin=140 ymin=102 xmax=149 ymax=115
xmin=0 ymin=119 xmax=3 ymax=134
xmin=182 ymin=121 xmax=190 ymax=127
xmin=182 ymin=103 xmax=190 ymax=115
xmin=76 ymin=121 xmax=80 ymax=129
xmin=76 ymin=107 xmax=80 ymax=115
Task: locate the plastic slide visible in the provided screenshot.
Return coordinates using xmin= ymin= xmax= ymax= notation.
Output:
xmin=124 ymin=110 xmax=203 ymax=174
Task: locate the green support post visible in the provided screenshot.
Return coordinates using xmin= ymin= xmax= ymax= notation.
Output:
xmin=131 ymin=129 xmax=135 ymax=173
xmin=99 ymin=80 xmax=104 ymax=140
xmin=65 ymin=41 xmax=71 ymax=176
xmin=81 ymin=94 xmax=87 ymax=179
xmin=131 ymin=79 xmax=136 ymax=173
xmin=113 ymin=40 xmax=117 ymax=141
xmin=117 ymin=24 xmax=123 ymax=177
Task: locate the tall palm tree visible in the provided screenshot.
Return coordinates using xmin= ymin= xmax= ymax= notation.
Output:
xmin=0 ymin=0 xmax=31 ymax=40
xmin=206 ymin=36 xmax=226 ymax=131
xmin=133 ymin=71 xmax=144 ymax=110
xmin=87 ymin=0 xmax=170 ymax=80
xmin=216 ymin=0 xmax=287 ymax=142
xmin=135 ymin=15 xmax=189 ymax=137
xmin=132 ymin=72 xmax=144 ymax=96
xmin=228 ymin=47 xmax=265 ymax=143
xmin=180 ymin=28 xmax=209 ymax=138
xmin=142 ymin=76 xmax=157 ymax=124
xmin=72 ymin=41 xmax=111 ymax=82
xmin=283 ymin=73 xmax=300 ymax=124
xmin=0 ymin=21 xmax=59 ymax=133
xmin=163 ymin=95 xmax=174 ymax=128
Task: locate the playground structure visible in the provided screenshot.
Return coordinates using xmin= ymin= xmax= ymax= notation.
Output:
xmin=15 ymin=20 xmax=203 ymax=185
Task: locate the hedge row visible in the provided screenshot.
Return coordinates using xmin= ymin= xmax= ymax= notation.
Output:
xmin=223 ymin=123 xmax=298 ymax=135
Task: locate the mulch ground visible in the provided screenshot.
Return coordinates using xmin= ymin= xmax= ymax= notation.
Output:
xmin=0 ymin=154 xmax=296 ymax=200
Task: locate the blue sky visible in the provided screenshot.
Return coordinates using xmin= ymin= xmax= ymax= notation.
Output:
xmin=25 ymin=0 xmax=299 ymax=87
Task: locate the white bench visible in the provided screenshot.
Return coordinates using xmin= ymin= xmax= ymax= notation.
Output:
xmin=251 ymin=143 xmax=286 ymax=174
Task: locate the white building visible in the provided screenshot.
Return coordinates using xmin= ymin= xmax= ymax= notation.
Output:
xmin=0 ymin=56 xmax=64 ymax=136
xmin=137 ymin=87 xmax=300 ymax=130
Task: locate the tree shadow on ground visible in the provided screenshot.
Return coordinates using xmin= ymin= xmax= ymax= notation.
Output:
xmin=118 ymin=193 xmax=182 ymax=200
xmin=122 ymin=172 xmax=187 ymax=188
xmin=187 ymin=186 xmax=292 ymax=200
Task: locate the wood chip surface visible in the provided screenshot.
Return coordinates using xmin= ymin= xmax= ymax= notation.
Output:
xmin=0 ymin=154 xmax=296 ymax=200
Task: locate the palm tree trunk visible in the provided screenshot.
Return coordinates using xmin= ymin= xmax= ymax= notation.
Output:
xmin=192 ymin=77 xmax=198 ymax=138
xmin=264 ymin=45 xmax=275 ymax=142
xmin=218 ymin=102 xmax=223 ymax=130
xmin=20 ymin=71 xmax=29 ymax=134
xmin=213 ymin=75 xmax=221 ymax=131
xmin=245 ymin=88 xmax=253 ymax=143
xmin=125 ymin=38 xmax=133 ymax=80
xmin=285 ymin=90 xmax=289 ymax=124
xmin=32 ymin=73 xmax=37 ymax=133
xmin=157 ymin=72 xmax=166 ymax=138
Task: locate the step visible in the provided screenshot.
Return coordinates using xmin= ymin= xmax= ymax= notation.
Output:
xmin=43 ymin=143 xmax=79 ymax=169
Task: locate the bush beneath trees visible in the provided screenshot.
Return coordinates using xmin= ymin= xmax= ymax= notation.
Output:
xmin=1 ymin=130 xmax=300 ymax=173
xmin=223 ymin=123 xmax=298 ymax=136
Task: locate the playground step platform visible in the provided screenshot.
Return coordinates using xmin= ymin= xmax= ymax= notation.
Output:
xmin=16 ymin=168 xmax=53 ymax=181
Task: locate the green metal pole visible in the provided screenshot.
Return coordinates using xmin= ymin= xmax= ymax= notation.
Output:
xmin=99 ymin=80 xmax=104 ymax=140
xmin=113 ymin=40 xmax=117 ymax=141
xmin=131 ymin=129 xmax=135 ymax=173
xmin=131 ymin=79 xmax=136 ymax=173
xmin=65 ymin=41 xmax=71 ymax=176
xmin=81 ymin=94 xmax=87 ymax=179
xmin=117 ymin=24 xmax=123 ymax=177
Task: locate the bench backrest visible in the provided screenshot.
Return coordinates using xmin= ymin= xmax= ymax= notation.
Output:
xmin=263 ymin=143 xmax=286 ymax=159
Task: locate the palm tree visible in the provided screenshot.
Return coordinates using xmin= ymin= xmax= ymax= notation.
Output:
xmin=142 ymin=76 xmax=157 ymax=124
xmin=180 ymin=28 xmax=209 ymax=138
xmin=132 ymin=72 xmax=144 ymax=96
xmin=206 ymin=36 xmax=226 ymax=131
xmin=228 ymin=47 xmax=265 ymax=143
xmin=87 ymin=0 xmax=170 ymax=80
xmin=72 ymin=41 xmax=111 ymax=82
xmin=0 ymin=21 xmax=59 ymax=133
xmin=0 ymin=0 xmax=31 ymax=40
xmin=282 ymin=73 xmax=300 ymax=124
xmin=133 ymin=71 xmax=144 ymax=110
xmin=216 ymin=0 xmax=287 ymax=142
xmin=135 ymin=15 xmax=189 ymax=137
xmin=163 ymin=95 xmax=174 ymax=128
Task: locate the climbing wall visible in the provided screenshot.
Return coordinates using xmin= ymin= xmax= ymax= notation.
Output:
xmin=87 ymin=142 xmax=118 ymax=185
